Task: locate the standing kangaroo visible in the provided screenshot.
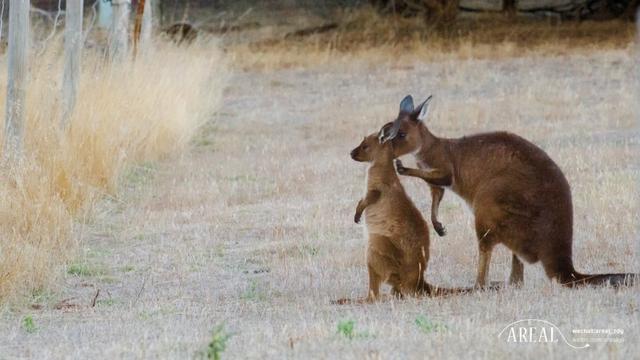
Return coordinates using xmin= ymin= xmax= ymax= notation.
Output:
xmin=343 ymin=125 xmax=472 ymax=303
xmin=382 ymin=95 xmax=637 ymax=288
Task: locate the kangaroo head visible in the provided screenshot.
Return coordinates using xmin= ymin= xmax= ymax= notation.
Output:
xmin=381 ymin=95 xmax=433 ymax=157
xmin=350 ymin=123 xmax=394 ymax=163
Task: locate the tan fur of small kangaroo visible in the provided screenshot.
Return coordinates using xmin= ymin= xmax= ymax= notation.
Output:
xmin=337 ymin=125 xmax=474 ymax=304
xmin=383 ymin=95 xmax=638 ymax=288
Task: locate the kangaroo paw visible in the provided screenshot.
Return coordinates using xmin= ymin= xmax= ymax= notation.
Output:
xmin=395 ymin=159 xmax=407 ymax=175
xmin=433 ymin=221 xmax=446 ymax=236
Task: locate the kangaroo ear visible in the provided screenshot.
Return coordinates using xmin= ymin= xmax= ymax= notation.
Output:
xmin=414 ymin=95 xmax=432 ymax=122
xmin=378 ymin=122 xmax=393 ymax=143
xmin=399 ymin=95 xmax=414 ymax=114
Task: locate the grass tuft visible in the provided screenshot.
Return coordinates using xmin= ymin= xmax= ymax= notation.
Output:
xmin=202 ymin=324 xmax=233 ymax=360
xmin=337 ymin=319 xmax=372 ymax=340
xmin=67 ymin=263 xmax=104 ymax=277
xmin=0 ymin=40 xmax=228 ymax=303
xmin=415 ymin=315 xmax=448 ymax=334
xmin=22 ymin=315 xmax=37 ymax=334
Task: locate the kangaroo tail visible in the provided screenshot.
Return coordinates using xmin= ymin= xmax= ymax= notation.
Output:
xmin=559 ymin=271 xmax=638 ymax=288
xmin=546 ymin=259 xmax=638 ymax=288
xmin=419 ymin=280 xmax=474 ymax=297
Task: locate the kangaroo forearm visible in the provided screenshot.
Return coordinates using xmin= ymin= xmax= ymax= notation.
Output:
xmin=355 ymin=199 xmax=366 ymax=219
xmin=429 ymin=186 xmax=444 ymax=220
xmin=429 ymin=185 xmax=446 ymax=236
xmin=355 ymin=190 xmax=381 ymax=223
xmin=403 ymin=168 xmax=452 ymax=187
xmin=364 ymin=189 xmax=381 ymax=205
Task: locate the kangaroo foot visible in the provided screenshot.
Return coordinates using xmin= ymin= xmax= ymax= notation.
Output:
xmin=433 ymin=221 xmax=446 ymax=236
xmin=331 ymin=296 xmax=379 ymax=305
xmin=474 ymin=281 xmax=505 ymax=291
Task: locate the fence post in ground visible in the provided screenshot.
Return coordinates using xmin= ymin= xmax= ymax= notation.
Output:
xmin=109 ymin=0 xmax=131 ymax=61
xmin=62 ymin=0 xmax=84 ymax=128
xmin=98 ymin=0 xmax=112 ymax=29
xmin=141 ymin=0 xmax=153 ymax=47
xmin=155 ymin=0 xmax=164 ymax=28
xmin=637 ymin=8 xmax=640 ymax=127
xmin=3 ymin=0 xmax=30 ymax=161
xmin=636 ymin=7 xmax=640 ymax=245
xmin=133 ymin=0 xmax=153 ymax=57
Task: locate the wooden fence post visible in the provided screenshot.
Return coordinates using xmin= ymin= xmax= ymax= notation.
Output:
xmin=109 ymin=0 xmax=130 ymax=61
xmin=133 ymin=0 xmax=152 ymax=57
xmin=141 ymin=0 xmax=153 ymax=46
xmin=3 ymin=0 xmax=30 ymax=161
xmin=155 ymin=0 xmax=163 ymax=28
xmin=62 ymin=0 xmax=84 ymax=128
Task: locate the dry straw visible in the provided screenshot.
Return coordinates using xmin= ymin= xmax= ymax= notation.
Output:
xmin=0 ymin=40 xmax=227 ymax=302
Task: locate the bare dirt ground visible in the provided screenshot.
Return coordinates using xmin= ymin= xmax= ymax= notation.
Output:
xmin=1 ymin=45 xmax=639 ymax=358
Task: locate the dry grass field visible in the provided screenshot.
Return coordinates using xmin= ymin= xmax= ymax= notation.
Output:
xmin=0 ymin=13 xmax=639 ymax=359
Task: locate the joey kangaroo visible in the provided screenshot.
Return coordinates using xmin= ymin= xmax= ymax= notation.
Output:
xmin=343 ymin=125 xmax=472 ymax=303
xmin=382 ymin=95 xmax=638 ymax=288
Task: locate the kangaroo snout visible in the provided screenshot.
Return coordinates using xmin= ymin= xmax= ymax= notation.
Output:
xmin=350 ymin=148 xmax=358 ymax=160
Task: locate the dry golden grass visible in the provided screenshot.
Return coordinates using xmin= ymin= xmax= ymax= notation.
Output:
xmin=0 ymin=41 xmax=227 ymax=302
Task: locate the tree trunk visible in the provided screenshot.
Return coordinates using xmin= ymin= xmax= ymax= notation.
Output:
xmin=110 ymin=0 xmax=131 ymax=61
xmin=504 ymin=0 xmax=516 ymax=17
xmin=4 ymin=0 xmax=30 ymax=161
xmin=62 ymin=0 xmax=83 ymax=128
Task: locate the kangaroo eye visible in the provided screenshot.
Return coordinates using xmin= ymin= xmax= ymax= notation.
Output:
xmin=362 ymin=145 xmax=368 ymax=150
xmin=398 ymin=132 xmax=406 ymax=139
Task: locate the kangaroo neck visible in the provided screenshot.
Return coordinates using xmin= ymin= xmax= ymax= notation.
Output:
xmin=415 ymin=126 xmax=450 ymax=168
xmin=369 ymin=147 xmax=396 ymax=180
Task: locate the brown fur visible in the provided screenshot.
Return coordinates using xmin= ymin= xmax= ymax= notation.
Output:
xmin=384 ymin=95 xmax=638 ymax=288
xmin=339 ymin=127 xmax=474 ymax=304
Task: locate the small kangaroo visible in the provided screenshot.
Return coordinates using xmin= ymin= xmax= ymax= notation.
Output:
xmin=343 ymin=125 xmax=471 ymax=303
xmin=382 ymin=95 xmax=638 ymax=288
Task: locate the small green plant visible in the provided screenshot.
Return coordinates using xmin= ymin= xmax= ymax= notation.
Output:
xmin=138 ymin=310 xmax=152 ymax=320
xmin=192 ymin=123 xmax=219 ymax=148
xmin=23 ymin=316 xmax=37 ymax=333
xmin=299 ymin=244 xmax=319 ymax=256
xmin=67 ymin=263 xmax=103 ymax=277
xmin=96 ymin=298 xmax=118 ymax=306
xmin=31 ymin=288 xmax=53 ymax=303
xmin=125 ymin=162 xmax=157 ymax=186
xmin=336 ymin=319 xmax=372 ymax=340
xmin=337 ymin=319 xmax=355 ymax=339
xmin=213 ymin=245 xmax=224 ymax=258
xmin=194 ymin=137 xmax=214 ymax=147
xmin=120 ymin=265 xmax=135 ymax=273
xmin=415 ymin=315 xmax=447 ymax=334
xmin=240 ymin=279 xmax=265 ymax=301
xmin=204 ymin=324 xmax=232 ymax=360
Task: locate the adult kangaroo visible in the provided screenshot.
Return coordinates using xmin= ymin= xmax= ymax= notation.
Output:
xmin=382 ymin=95 xmax=637 ymax=288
